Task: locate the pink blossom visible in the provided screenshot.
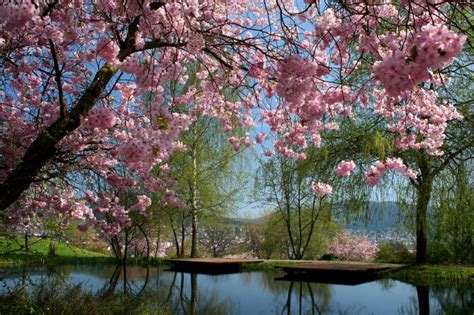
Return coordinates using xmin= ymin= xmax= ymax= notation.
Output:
xmin=336 ymin=160 xmax=356 ymax=176
xmin=97 ymin=38 xmax=120 ymax=64
xmin=312 ymin=182 xmax=333 ymax=197
xmin=328 ymin=231 xmax=378 ymax=261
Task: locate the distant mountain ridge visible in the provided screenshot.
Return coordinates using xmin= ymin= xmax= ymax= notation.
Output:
xmin=225 ymin=201 xmax=408 ymax=232
xmin=336 ymin=201 xmax=407 ymax=231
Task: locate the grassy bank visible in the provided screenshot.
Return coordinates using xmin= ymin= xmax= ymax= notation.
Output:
xmin=241 ymin=259 xmax=303 ymax=271
xmin=0 ymin=236 xmax=110 ymax=268
xmin=2 ymin=236 xmax=472 ymax=286
xmin=380 ymin=264 xmax=474 ymax=286
xmin=0 ymin=237 xmax=166 ymax=268
xmin=241 ymin=259 xmax=474 ymax=286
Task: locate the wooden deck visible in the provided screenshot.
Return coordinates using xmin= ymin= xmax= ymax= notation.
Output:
xmin=165 ymin=258 xmax=264 ymax=274
xmin=278 ymin=261 xmax=403 ymax=285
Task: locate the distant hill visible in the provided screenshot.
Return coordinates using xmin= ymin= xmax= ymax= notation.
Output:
xmin=220 ymin=215 xmax=268 ymax=226
xmin=336 ymin=201 xmax=411 ymax=231
xmin=227 ymin=201 xmax=410 ymax=232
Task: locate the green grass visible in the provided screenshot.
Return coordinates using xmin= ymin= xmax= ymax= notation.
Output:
xmin=380 ymin=264 xmax=474 ymax=286
xmin=242 ymin=259 xmax=474 ymax=286
xmin=0 ymin=236 xmax=168 ymax=268
xmin=241 ymin=259 xmax=303 ymax=271
xmin=0 ymin=236 xmax=105 ymax=257
xmin=0 ymin=236 xmax=113 ymax=268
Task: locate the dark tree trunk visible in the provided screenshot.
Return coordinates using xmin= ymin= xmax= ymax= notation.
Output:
xmin=416 ymin=178 xmax=432 ymax=264
xmin=180 ymin=220 xmax=186 ymax=257
xmin=173 ymin=229 xmax=181 ymax=257
xmin=111 ymin=236 xmax=123 ymax=263
xmin=415 ymin=153 xmax=433 ymax=265
xmin=24 ymin=231 xmax=29 ymax=252
xmin=190 ymin=141 xmax=199 ymax=258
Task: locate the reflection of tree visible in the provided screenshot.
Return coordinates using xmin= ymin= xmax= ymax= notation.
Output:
xmin=99 ymin=264 xmax=151 ymax=297
xmin=416 ymin=286 xmax=429 ymax=315
xmin=279 ymin=280 xmax=332 ymax=315
xmin=160 ymin=272 xmax=236 ymax=315
xmin=431 ymin=283 xmax=474 ymax=314
xmin=399 ymin=282 xmax=474 ymax=315
xmin=375 ymin=278 xmax=397 ymax=291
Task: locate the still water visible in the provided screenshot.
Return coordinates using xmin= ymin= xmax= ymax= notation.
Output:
xmin=0 ymin=264 xmax=472 ymax=314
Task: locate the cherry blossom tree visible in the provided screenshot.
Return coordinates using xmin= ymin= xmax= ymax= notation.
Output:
xmin=0 ymin=1 xmax=471 ymax=263
xmin=328 ymin=231 xmax=379 ymax=261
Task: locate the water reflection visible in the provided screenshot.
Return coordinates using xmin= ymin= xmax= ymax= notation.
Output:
xmin=0 ymin=265 xmax=473 ymax=314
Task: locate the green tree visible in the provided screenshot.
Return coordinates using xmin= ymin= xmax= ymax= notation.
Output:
xmin=167 ymin=117 xmax=244 ymax=257
xmin=256 ymin=148 xmax=338 ymax=260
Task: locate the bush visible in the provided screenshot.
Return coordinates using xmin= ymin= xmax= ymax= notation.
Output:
xmin=376 ymin=241 xmax=415 ymax=264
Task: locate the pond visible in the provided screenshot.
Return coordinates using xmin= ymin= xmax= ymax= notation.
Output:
xmin=0 ymin=264 xmax=472 ymax=314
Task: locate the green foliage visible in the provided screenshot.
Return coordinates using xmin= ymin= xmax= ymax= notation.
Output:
xmin=0 ymin=237 xmax=105 ymax=258
xmin=0 ymin=236 xmax=111 ymax=268
xmin=258 ymin=208 xmax=340 ymax=260
xmin=62 ymin=222 xmax=111 ymax=255
xmin=384 ymin=265 xmax=474 ymax=287
xmin=376 ymin=241 xmax=415 ymax=264
xmin=428 ymin=163 xmax=474 ymax=264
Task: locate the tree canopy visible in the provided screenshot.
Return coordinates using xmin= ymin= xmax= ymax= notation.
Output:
xmin=1 ymin=1 xmax=472 ymax=252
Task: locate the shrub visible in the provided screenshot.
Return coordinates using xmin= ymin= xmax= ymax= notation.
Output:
xmin=376 ymin=241 xmax=415 ymax=263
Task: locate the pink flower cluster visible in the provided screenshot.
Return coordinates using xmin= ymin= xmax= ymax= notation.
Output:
xmin=373 ymin=25 xmax=466 ymax=97
xmin=328 ymin=231 xmax=379 ymax=261
xmin=129 ymin=195 xmax=152 ymax=214
xmin=378 ymin=89 xmax=463 ymax=156
xmin=336 ymin=160 xmax=356 ymax=177
xmin=228 ymin=136 xmax=252 ymax=151
xmin=83 ymin=108 xmax=119 ymax=130
xmin=117 ymin=140 xmax=152 ymax=164
xmin=311 ymin=182 xmax=333 ymax=197
xmin=0 ymin=0 xmax=38 ymax=30
xmin=365 ymin=158 xmax=417 ymax=186
xmin=97 ymin=38 xmax=120 ymax=64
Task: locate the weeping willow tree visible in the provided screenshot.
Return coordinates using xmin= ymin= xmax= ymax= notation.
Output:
xmin=168 ymin=116 xmax=244 ymax=257
xmin=429 ymin=162 xmax=474 ymax=263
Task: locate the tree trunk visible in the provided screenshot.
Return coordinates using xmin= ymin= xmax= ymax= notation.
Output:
xmin=190 ymin=142 xmax=199 ymax=258
xmin=24 ymin=231 xmax=29 ymax=252
xmin=416 ymin=177 xmax=432 ymax=264
xmin=123 ymin=231 xmax=129 ymax=265
xmin=180 ymin=219 xmax=186 ymax=257
xmin=111 ymin=236 xmax=123 ymax=263
xmin=191 ymin=207 xmax=198 ymax=257
xmin=414 ymin=152 xmax=433 ymax=265
xmin=173 ymin=229 xmax=181 ymax=257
